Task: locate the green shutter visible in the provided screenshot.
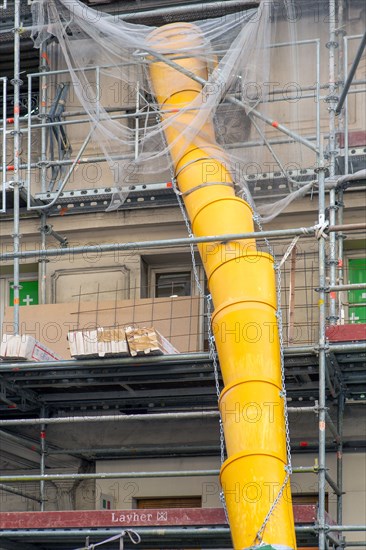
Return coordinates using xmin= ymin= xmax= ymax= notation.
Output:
xmin=9 ymin=280 xmax=39 ymax=307
xmin=348 ymin=258 xmax=366 ymax=324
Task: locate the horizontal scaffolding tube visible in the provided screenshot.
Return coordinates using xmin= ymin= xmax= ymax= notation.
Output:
xmin=286 ymin=342 xmax=366 ymax=354
xmin=329 ymin=223 xmax=366 ymax=232
xmin=0 ymin=526 xmax=357 ymax=537
xmin=328 ymin=283 xmax=366 ymax=292
xmin=0 ymin=527 xmax=231 ymax=538
xmin=328 ymin=526 xmax=366 ymax=532
xmin=0 ymin=466 xmax=319 ymax=483
xmin=0 ymin=411 xmax=219 ymax=426
xmin=0 ymin=470 xmax=220 ymax=482
xmin=0 ymin=226 xmax=318 ymax=261
xmin=1 ymin=221 xmax=364 ymax=263
xmin=0 ymin=410 xmax=346 ymax=427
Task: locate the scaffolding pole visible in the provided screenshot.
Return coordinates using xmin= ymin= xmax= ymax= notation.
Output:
xmin=1 ymin=222 xmax=364 ymax=263
xmin=327 ymin=0 xmax=339 ymax=325
xmin=1 ymin=77 xmax=6 ymax=213
xmin=317 ymin=131 xmax=327 ymax=550
xmin=0 ymin=466 xmax=326 ymax=483
xmin=10 ymin=0 xmax=21 ymax=335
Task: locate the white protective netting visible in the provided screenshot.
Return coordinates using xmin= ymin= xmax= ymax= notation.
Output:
xmin=31 ymin=0 xmax=316 ymax=221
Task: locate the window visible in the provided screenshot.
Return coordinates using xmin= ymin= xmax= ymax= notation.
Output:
xmin=140 ymin=254 xmax=204 ymax=300
xmin=348 ymin=258 xmax=366 ymax=323
xmin=155 ymin=271 xmax=192 ymax=298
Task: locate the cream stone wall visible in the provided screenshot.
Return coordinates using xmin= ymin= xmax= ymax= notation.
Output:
xmin=1 ymin=188 xmax=365 ymax=347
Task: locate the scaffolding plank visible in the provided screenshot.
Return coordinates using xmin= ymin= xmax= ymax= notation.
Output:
xmin=326 ymin=323 xmax=366 ymax=342
xmin=0 ymin=505 xmax=320 ymax=529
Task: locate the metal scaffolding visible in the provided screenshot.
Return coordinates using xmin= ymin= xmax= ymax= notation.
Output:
xmin=0 ymin=0 xmax=365 ymax=549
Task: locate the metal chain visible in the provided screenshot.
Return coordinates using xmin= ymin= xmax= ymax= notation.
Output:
xmin=252 ymin=212 xmax=293 ymax=543
xmin=172 ymin=175 xmax=229 ymax=521
xmin=73 ymin=530 xmax=141 ymax=550
xmin=255 ymin=472 xmax=290 ymax=546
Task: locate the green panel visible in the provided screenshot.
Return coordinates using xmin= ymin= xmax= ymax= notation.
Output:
xmin=349 ymin=306 xmax=366 ymax=324
xmin=348 ymin=258 xmax=366 ymax=324
xmin=9 ymin=280 xmax=39 ymax=307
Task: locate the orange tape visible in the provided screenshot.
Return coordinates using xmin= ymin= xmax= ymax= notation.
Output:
xmin=41 ymin=52 xmax=50 ymax=65
xmin=13 ymin=298 xmax=20 ymax=305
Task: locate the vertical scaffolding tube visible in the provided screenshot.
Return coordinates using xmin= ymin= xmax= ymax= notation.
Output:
xmin=337 ymin=394 xmax=345 ymax=531
xmin=39 ymin=212 xmax=48 ymax=305
xmin=343 ymin=37 xmax=349 ymax=176
xmin=40 ymin=407 xmax=46 ymax=511
xmin=336 ymin=2 xmax=346 ymax=325
xmin=317 ymin=135 xmax=327 ymax=550
xmin=1 ymin=78 xmax=6 ymax=213
xmin=38 ymin=45 xmax=49 ymax=303
xmin=327 ymin=0 xmax=339 ymax=325
xmin=40 ymin=44 xmax=49 ymax=194
xmin=11 ymin=0 xmax=22 ymax=335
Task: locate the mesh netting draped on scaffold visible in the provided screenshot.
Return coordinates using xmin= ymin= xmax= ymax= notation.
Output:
xmin=31 ymin=0 xmax=316 ymax=221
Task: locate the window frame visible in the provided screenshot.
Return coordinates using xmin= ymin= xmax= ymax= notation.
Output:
xmin=0 ymin=272 xmax=39 ymax=338
xmin=343 ymin=252 xmax=366 ymax=324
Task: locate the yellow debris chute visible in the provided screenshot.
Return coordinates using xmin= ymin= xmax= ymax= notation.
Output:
xmin=148 ymin=22 xmax=297 ymax=550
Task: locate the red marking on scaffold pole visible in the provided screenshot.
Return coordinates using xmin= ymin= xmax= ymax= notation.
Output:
xmin=40 ymin=431 xmax=46 ymax=439
xmin=14 ymin=106 xmax=20 ymax=115
xmin=7 ymin=117 xmax=14 ymax=124
xmin=41 ymin=52 xmax=50 ymax=65
xmin=7 ymin=165 xmax=14 ymax=171
xmin=338 ymin=259 xmax=343 ymax=267
xmin=166 ymin=182 xmax=173 ymax=188
xmin=330 ymin=291 xmax=336 ymax=299
xmin=272 ymin=120 xmax=279 ymax=128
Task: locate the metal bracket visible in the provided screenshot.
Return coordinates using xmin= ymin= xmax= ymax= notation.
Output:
xmin=326 ymin=41 xmax=339 ymax=49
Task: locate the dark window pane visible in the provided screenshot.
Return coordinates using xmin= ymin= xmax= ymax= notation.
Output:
xmin=155 ymin=272 xmax=191 ymax=298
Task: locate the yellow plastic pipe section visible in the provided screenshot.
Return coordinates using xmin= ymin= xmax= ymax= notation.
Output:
xmin=148 ymin=23 xmax=296 ymax=550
